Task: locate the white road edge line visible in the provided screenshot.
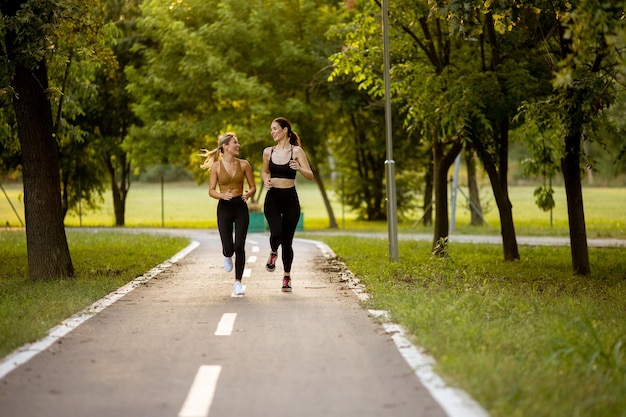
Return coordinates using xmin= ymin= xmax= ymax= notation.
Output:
xmin=0 ymin=240 xmax=200 ymax=381
xmin=370 ymin=310 xmax=490 ymax=417
xmin=304 ymin=238 xmax=490 ymax=417
xmin=178 ymin=365 xmax=221 ymax=417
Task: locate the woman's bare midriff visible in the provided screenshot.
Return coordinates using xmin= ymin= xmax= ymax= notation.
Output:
xmin=219 ymin=188 xmax=244 ymax=198
xmin=270 ymin=178 xmax=296 ymax=189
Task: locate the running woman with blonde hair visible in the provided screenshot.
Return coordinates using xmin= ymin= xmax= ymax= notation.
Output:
xmin=200 ymin=132 xmax=256 ymax=295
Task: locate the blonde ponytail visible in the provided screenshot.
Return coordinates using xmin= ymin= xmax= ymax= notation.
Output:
xmin=199 ymin=132 xmax=237 ymax=171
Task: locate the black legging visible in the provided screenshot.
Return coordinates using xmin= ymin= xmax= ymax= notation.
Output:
xmin=264 ymin=187 xmax=300 ymax=273
xmin=217 ymin=197 xmax=249 ymax=280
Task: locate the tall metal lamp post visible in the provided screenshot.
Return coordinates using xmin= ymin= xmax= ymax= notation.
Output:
xmin=382 ymin=0 xmax=398 ymax=261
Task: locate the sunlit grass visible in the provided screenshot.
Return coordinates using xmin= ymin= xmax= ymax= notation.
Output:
xmin=1 ymin=181 xmax=625 ymax=238
xmin=309 ymin=235 xmax=626 ymax=417
xmin=296 ymin=183 xmax=626 ymax=238
xmin=0 ymin=229 xmax=189 ymax=358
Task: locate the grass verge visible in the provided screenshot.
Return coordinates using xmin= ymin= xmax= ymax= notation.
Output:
xmin=2 ymin=181 xmax=626 ymax=239
xmin=307 ymin=235 xmax=626 ymax=417
xmin=0 ymin=229 xmax=189 ymax=359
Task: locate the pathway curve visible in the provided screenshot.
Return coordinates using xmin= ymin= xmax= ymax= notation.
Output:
xmin=0 ymin=230 xmax=468 ymax=417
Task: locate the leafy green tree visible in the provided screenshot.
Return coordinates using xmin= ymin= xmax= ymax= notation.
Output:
xmin=380 ymin=0 xmax=470 ymax=254
xmin=516 ymin=108 xmax=561 ymax=213
xmin=326 ymin=83 xmax=387 ymax=221
xmin=438 ymin=3 xmax=544 ymax=261
xmin=331 ymin=0 xmax=521 ymax=255
xmin=327 ymin=1 xmax=438 ymax=224
xmin=1 ymin=0 xmax=74 ymax=279
xmin=74 ymin=0 xmax=142 ymax=226
xmin=553 ymin=1 xmax=624 ymax=275
xmin=126 ymin=0 xmax=342 ymax=227
xmin=452 ymin=0 xmax=625 ymax=273
xmin=2 ymin=0 xmax=117 ymax=226
xmin=49 ymin=33 xmax=112 ymax=220
xmin=517 ymin=0 xmax=626 ymax=275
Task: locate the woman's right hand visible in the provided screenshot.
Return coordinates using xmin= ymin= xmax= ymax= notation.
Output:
xmin=221 ymin=190 xmax=233 ymax=200
xmin=264 ymin=179 xmax=273 ymax=190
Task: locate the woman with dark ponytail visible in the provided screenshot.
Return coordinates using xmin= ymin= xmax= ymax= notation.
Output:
xmin=261 ymin=117 xmax=314 ymax=292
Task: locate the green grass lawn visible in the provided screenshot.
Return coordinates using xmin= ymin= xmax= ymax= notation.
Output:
xmin=1 ymin=180 xmax=625 ymax=238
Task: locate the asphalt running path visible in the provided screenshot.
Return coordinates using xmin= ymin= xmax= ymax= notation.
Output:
xmin=0 ymin=231 xmax=455 ymax=417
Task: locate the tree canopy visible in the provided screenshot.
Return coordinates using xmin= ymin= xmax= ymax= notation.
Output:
xmin=2 ymin=0 xmax=626 ymax=277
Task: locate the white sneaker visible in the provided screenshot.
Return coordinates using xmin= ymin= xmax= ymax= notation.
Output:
xmin=224 ymin=257 xmax=233 ymax=272
xmin=233 ymin=281 xmax=245 ymax=295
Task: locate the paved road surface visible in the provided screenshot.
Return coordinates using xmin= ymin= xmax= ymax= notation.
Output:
xmin=0 ymin=230 xmax=451 ymax=417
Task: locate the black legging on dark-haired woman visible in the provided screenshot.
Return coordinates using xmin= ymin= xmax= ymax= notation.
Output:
xmin=263 ymin=187 xmax=300 ymax=273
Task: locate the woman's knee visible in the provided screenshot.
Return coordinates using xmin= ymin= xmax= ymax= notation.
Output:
xmin=234 ymin=241 xmax=246 ymax=253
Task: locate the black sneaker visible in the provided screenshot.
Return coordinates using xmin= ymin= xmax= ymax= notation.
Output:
xmin=266 ymin=252 xmax=278 ymax=272
xmin=282 ymin=276 xmax=292 ymax=292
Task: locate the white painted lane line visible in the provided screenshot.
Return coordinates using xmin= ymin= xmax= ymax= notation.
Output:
xmin=251 ymin=246 xmax=259 ymax=253
xmin=215 ymin=313 xmax=237 ymax=335
xmin=178 ymin=365 xmax=221 ymax=417
xmin=243 ymin=268 xmax=251 ymax=278
xmin=247 ymin=255 xmax=257 ymax=263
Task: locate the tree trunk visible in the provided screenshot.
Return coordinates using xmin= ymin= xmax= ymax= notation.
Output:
xmin=312 ymin=165 xmax=338 ymax=229
xmin=478 ymin=11 xmax=519 ymax=261
xmin=105 ymin=153 xmax=130 ymax=226
xmin=432 ymin=140 xmax=462 ymax=255
xmin=483 ymin=158 xmax=519 ymax=261
xmin=485 ymin=121 xmax=519 ymax=261
xmin=112 ymin=182 xmax=126 ymax=226
xmin=12 ymin=61 xmax=74 ymax=280
xmin=422 ymin=151 xmax=433 ymax=226
xmin=466 ymin=149 xmax=483 ymax=226
xmin=562 ymin=97 xmax=590 ymax=275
